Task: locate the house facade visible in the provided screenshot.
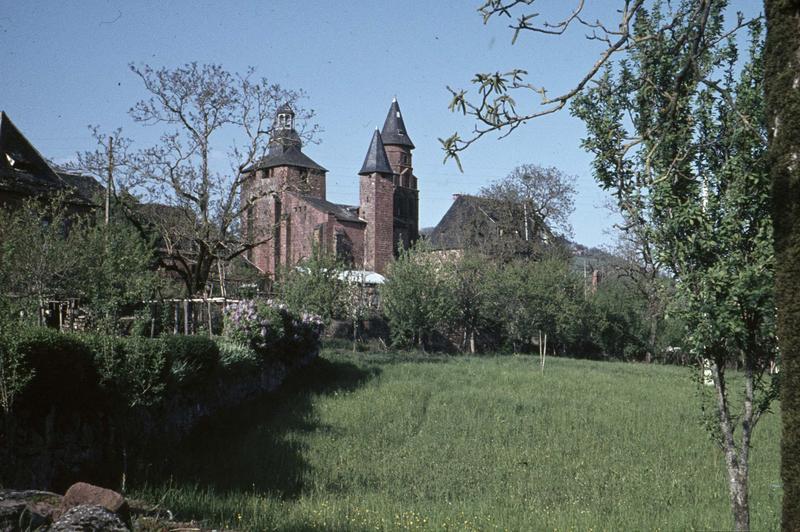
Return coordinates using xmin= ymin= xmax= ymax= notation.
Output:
xmin=242 ymin=99 xmax=419 ymax=276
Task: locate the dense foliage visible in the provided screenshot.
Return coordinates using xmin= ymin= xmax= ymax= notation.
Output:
xmin=570 ymin=11 xmax=775 ymax=529
xmin=381 ymin=243 xmax=682 ymax=360
xmin=0 ymin=298 xmax=322 ymax=418
xmin=0 ymin=194 xmax=160 ymax=329
xmin=381 ymin=242 xmax=455 ymax=349
xmin=276 ymin=246 xmax=347 ymax=325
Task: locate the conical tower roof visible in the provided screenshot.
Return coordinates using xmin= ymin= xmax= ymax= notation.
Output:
xmin=359 ymin=129 xmax=393 ymax=175
xmin=381 ymin=98 xmax=414 ymax=149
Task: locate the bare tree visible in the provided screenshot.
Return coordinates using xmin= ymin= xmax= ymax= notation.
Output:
xmin=441 ymin=1 xmax=757 ymax=167
xmin=481 ymin=163 xmax=576 ymax=238
xmin=125 ymin=62 xmax=319 ymax=296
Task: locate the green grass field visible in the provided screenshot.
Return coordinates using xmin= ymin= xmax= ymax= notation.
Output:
xmin=133 ymin=349 xmax=781 ymax=531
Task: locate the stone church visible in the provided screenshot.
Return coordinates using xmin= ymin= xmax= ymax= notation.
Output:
xmin=242 ymin=99 xmax=419 ymax=276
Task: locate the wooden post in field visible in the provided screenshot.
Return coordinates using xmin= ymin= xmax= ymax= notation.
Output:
xmin=207 ymin=299 xmax=213 ymax=337
xmin=105 ymin=136 xmax=113 ymax=226
xmin=183 ymin=300 xmax=189 ymax=335
xmin=539 ymin=331 xmax=547 ymax=374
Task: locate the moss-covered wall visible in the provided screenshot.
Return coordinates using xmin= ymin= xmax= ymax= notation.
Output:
xmin=765 ymin=1 xmax=800 ymax=529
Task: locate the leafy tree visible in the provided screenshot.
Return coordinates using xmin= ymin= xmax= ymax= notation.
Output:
xmin=0 ymin=192 xmax=159 ymax=332
xmin=570 ymin=17 xmax=774 ymax=530
xmin=276 ymin=244 xmax=347 ymax=325
xmin=444 ymin=252 xmax=497 ymax=353
xmin=382 ymin=242 xmax=454 ymax=350
xmin=0 ymin=194 xmax=86 ymax=321
xmin=122 ymin=62 xmax=318 ymax=296
xmin=486 ymin=257 xmax=582 ymax=355
xmin=444 ymin=2 xmax=782 ymax=528
xmin=587 ymin=275 xmax=652 ymax=361
xmin=72 ymin=206 xmax=160 ymax=329
xmin=480 ymin=163 xmax=576 ymax=240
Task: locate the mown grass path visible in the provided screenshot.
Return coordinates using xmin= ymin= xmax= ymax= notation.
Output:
xmin=134 ymin=349 xmax=781 ymax=530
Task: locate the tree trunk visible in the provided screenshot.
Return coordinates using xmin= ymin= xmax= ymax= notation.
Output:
xmin=646 ymin=300 xmax=659 ymax=363
xmin=764 ymin=2 xmax=800 ymax=529
xmin=712 ymin=361 xmax=751 ymax=531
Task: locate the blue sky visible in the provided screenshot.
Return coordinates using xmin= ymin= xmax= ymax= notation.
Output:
xmin=0 ymin=1 xmax=761 ymax=248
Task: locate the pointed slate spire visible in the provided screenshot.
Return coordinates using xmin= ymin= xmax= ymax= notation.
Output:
xmin=359 ymin=128 xmax=393 ymax=176
xmin=381 ymin=97 xmax=414 ymax=149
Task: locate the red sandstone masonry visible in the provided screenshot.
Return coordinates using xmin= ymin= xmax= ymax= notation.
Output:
xmin=360 ymin=172 xmax=395 ymax=273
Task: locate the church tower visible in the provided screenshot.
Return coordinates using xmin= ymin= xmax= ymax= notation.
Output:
xmin=241 ymin=103 xmax=327 ymax=275
xmin=381 ymin=98 xmax=419 ymax=253
xmin=359 ymin=129 xmax=395 ymax=273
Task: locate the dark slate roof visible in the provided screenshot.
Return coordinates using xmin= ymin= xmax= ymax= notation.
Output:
xmin=300 ymin=194 xmax=365 ymax=224
xmin=0 ymin=112 xmax=94 ymax=205
xmin=249 ymin=146 xmax=327 ymax=172
xmin=381 ymin=98 xmax=414 ymax=149
xmin=358 ymin=129 xmax=393 ymax=175
xmin=276 ymin=102 xmax=294 ymax=115
xmin=0 ymin=111 xmax=62 ymax=187
xmin=58 ymin=172 xmax=105 ymax=203
xmin=427 ymin=195 xmax=498 ymax=250
xmin=428 ymin=194 xmax=555 ymax=253
xmin=267 ymin=127 xmax=302 ymax=155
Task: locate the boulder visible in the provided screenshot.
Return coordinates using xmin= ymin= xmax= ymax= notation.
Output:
xmin=50 ymin=504 xmax=128 ymax=531
xmin=60 ymin=482 xmax=129 ymax=522
xmin=0 ymin=489 xmax=61 ymax=532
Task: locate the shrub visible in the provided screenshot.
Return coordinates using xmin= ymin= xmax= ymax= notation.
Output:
xmin=287 ymin=311 xmax=325 ymax=354
xmin=88 ymin=334 xmax=171 ymax=408
xmin=275 ymin=245 xmax=347 ymax=324
xmin=13 ymin=326 xmax=101 ymax=410
xmin=223 ymin=299 xmax=286 ymax=356
xmin=217 ymin=338 xmax=260 ymax=372
xmin=161 ymin=335 xmax=220 ymax=387
xmin=0 ymin=323 xmax=34 ymax=415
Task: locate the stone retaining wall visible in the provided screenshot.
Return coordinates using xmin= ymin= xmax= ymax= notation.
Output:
xmin=0 ymin=348 xmax=318 ymax=492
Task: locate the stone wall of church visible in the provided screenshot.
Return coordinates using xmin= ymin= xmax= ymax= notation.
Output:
xmin=360 ymin=172 xmax=395 ymax=273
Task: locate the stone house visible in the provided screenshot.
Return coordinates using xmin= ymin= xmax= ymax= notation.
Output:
xmin=426 ymin=193 xmax=553 ymax=261
xmin=241 ymin=99 xmax=419 ymax=276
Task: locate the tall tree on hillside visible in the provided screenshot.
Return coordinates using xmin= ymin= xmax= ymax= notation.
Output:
xmin=763 ymin=1 xmax=800 ymax=529
xmin=478 ymin=163 xmax=576 ymax=258
xmin=442 ymin=2 xmax=782 ymax=529
xmin=122 ymin=63 xmax=319 ymax=296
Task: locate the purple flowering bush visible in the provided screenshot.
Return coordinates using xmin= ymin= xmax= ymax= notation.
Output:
xmin=223 ymin=299 xmax=324 ymax=359
xmin=223 ymin=299 xmax=284 ymax=353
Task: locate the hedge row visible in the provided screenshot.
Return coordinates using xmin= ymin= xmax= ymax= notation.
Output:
xmin=4 ymin=302 xmax=324 ymax=416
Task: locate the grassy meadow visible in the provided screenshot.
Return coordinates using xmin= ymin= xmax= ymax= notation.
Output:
xmin=133 ymin=348 xmax=781 ymax=531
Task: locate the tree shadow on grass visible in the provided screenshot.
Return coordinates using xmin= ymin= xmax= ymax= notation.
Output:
xmin=145 ymin=355 xmax=380 ymax=502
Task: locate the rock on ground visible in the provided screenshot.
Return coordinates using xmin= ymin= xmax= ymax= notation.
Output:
xmin=0 ymin=489 xmax=61 ymax=532
xmin=50 ymin=504 xmax=129 ymax=531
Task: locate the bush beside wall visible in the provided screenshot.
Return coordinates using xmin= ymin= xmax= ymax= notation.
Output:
xmin=0 ymin=302 xmax=324 ymax=491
